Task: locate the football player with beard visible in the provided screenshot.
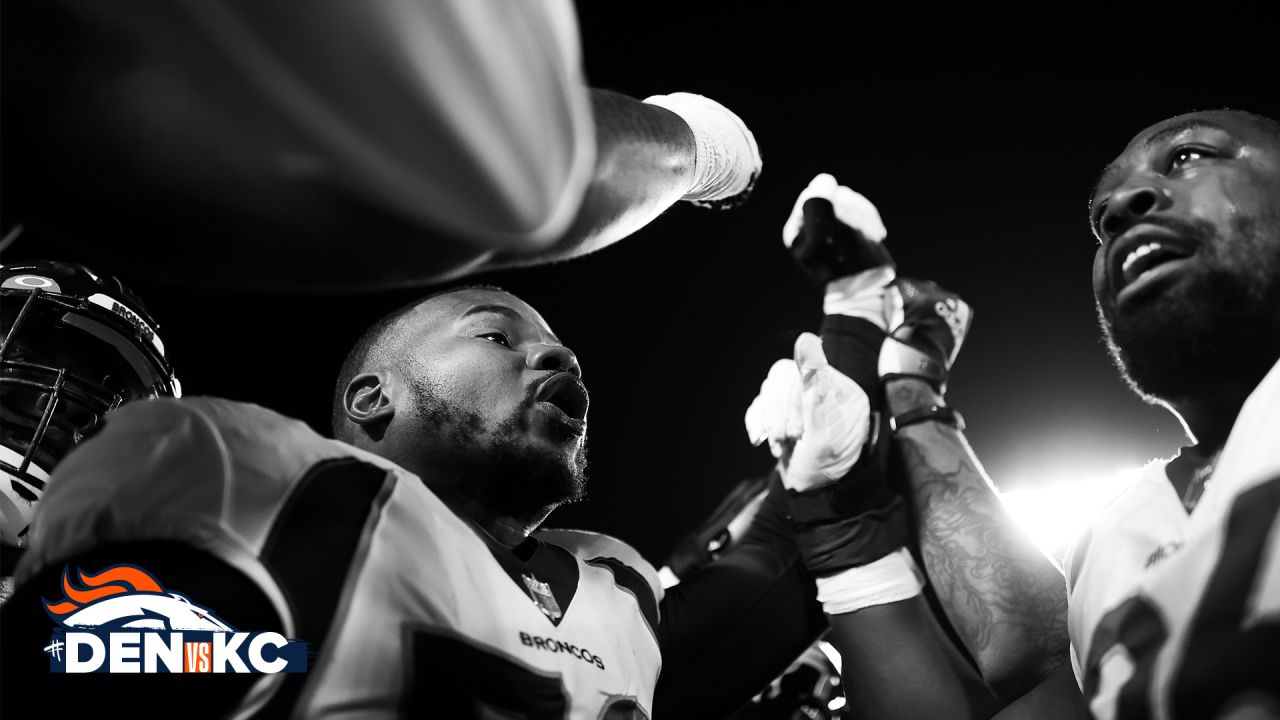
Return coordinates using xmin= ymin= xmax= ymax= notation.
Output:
xmin=1064 ymin=108 xmax=1280 ymax=718
xmin=6 ymin=282 xmax=993 ymax=718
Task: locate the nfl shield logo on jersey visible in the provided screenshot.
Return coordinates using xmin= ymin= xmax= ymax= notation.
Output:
xmin=521 ymin=573 xmax=562 ymax=623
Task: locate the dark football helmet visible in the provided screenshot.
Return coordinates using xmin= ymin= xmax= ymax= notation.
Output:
xmin=1 ymin=260 xmax=180 ymax=547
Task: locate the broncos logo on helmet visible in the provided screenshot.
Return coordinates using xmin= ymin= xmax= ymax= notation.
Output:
xmin=0 ymin=259 xmax=180 ymax=551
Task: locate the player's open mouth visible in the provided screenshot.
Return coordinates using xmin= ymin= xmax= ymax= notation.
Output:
xmin=1109 ymin=225 xmax=1196 ymax=305
xmin=534 ymin=373 xmax=589 ymax=434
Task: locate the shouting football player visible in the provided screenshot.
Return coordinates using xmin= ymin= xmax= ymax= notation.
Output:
xmin=5 ymin=272 xmax=1000 ymax=717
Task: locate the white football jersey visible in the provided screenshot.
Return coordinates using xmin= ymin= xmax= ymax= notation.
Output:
xmin=21 ymin=397 xmax=662 ymax=718
xmin=1065 ymin=359 xmax=1280 ymax=719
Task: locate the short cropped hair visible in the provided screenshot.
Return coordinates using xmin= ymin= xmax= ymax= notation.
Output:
xmin=330 ymin=283 xmax=506 ymax=440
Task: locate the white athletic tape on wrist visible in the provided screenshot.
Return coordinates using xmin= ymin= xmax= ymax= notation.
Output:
xmin=814 ymin=547 xmax=924 ymax=615
xmin=642 ymin=92 xmax=761 ymax=202
xmin=878 ymin=338 xmax=946 ymax=384
xmin=823 ymin=266 xmax=896 ymax=329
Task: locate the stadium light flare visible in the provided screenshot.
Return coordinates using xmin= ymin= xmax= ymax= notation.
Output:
xmin=997 ymin=466 xmax=1146 ymax=563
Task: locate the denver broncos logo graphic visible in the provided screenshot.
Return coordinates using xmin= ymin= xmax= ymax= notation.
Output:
xmin=40 ymin=563 xmax=308 ymax=674
xmin=45 ymin=564 xmax=234 ymax=632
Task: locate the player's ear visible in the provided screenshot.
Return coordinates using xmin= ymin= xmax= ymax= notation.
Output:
xmin=344 ymin=372 xmax=397 ymax=430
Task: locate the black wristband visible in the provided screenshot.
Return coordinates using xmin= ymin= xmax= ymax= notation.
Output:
xmin=819 ymin=314 xmax=884 ymax=401
xmin=783 ymin=411 xmax=908 ymax=574
xmin=890 ymin=404 xmax=964 ymax=432
xmin=794 ymin=496 xmax=911 ymax=575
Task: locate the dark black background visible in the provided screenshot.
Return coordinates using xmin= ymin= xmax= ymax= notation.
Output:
xmin=7 ymin=10 xmax=1276 ymax=563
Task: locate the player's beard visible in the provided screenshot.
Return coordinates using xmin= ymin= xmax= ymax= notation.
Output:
xmin=409 ymin=377 xmax=588 ymax=519
xmin=1099 ymin=214 xmax=1280 ymax=408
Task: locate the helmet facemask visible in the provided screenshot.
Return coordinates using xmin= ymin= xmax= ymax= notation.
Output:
xmin=1 ymin=264 xmax=179 ymax=547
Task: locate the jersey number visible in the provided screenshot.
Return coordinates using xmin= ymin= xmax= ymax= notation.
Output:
xmin=408 ymin=632 xmax=648 ymax=719
xmin=1082 ymin=475 xmax=1280 ymax=719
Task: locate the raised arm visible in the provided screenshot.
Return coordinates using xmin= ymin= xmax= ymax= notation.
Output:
xmin=741 ymin=175 xmax=1001 ymax=718
xmin=886 ymin=376 xmax=1071 ymax=700
xmin=757 ymin=173 xmax=1088 ymax=718
xmin=5 ymin=0 xmax=760 ymax=290
xmin=482 ymin=88 xmax=760 ymax=272
xmin=874 ymin=275 xmax=1083 ymax=715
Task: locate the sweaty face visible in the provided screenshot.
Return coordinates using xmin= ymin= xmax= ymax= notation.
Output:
xmin=1089 ymin=111 xmax=1280 ymax=405
xmin=394 ymin=289 xmax=590 ymax=517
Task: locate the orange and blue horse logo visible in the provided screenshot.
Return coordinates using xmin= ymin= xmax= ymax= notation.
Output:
xmin=46 ymin=565 xmax=234 ymax=632
xmin=43 ymin=564 xmax=307 ymax=674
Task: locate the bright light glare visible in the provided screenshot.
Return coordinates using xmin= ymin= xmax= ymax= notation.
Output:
xmin=998 ymin=467 xmax=1144 ymax=562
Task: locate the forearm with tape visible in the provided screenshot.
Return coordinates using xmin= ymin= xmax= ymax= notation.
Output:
xmin=815 ymin=547 xmax=924 ymax=614
xmin=822 ymin=265 xmax=895 ymax=329
xmin=641 ymin=92 xmax=759 ymax=208
xmin=785 ymin=412 xmax=922 ymax=612
xmin=785 ymin=411 xmax=903 ymax=570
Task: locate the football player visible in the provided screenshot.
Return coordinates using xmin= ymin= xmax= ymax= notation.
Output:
xmin=2 ymin=0 xmax=761 ymax=290
xmin=0 ymin=260 xmax=181 ymax=603
xmin=5 ymin=276 xmax=1001 ymax=718
xmin=1064 ymin=109 xmax=1280 ymax=718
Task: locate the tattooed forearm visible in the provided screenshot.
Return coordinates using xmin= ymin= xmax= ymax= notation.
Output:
xmin=886 ymin=381 xmax=1069 ymax=701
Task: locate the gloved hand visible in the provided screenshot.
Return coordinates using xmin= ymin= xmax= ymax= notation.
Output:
xmin=782 ymin=173 xmax=895 ymax=295
xmin=744 ymin=357 xmax=803 ymax=461
xmin=642 ymin=92 xmax=761 ymax=209
xmin=743 ymin=337 xmax=909 ymax=580
xmin=785 ymin=333 xmax=870 ymax=492
xmin=745 ymin=333 xmax=870 ymax=493
xmin=879 ymin=278 xmax=974 ymax=392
